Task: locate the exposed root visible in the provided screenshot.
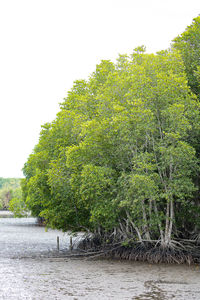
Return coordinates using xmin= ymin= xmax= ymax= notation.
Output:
xmin=76 ymin=235 xmax=200 ymax=264
xmin=108 ymin=243 xmax=193 ymax=264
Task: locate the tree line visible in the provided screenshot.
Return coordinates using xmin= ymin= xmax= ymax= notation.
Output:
xmin=0 ymin=177 xmax=21 ymax=211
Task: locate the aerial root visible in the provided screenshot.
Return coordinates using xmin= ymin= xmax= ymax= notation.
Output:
xmin=108 ymin=242 xmax=194 ymax=264
xmin=76 ymin=236 xmax=200 ymax=264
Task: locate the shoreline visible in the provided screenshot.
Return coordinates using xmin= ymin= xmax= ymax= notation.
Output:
xmin=0 ymin=210 xmax=14 ymax=218
xmin=1 ymin=214 xmax=199 ymax=265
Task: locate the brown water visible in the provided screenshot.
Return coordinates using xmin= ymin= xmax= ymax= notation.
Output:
xmin=0 ymin=217 xmax=200 ymax=299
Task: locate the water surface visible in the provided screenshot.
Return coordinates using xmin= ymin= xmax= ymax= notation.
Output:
xmin=0 ymin=217 xmax=200 ymax=299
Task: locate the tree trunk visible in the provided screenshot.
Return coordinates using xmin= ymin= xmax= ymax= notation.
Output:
xmin=125 ymin=210 xmax=143 ymax=243
xmin=141 ymin=200 xmax=151 ymax=241
xmin=153 ymin=200 xmax=164 ymax=243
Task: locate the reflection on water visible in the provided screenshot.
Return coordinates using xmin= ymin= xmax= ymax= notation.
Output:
xmin=0 ymin=217 xmax=200 ymax=299
xmin=0 ymin=217 xmax=70 ymax=259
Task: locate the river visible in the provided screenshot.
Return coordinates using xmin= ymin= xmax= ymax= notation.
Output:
xmin=0 ymin=217 xmax=200 ymax=299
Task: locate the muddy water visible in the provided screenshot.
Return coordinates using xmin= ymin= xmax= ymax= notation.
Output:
xmin=0 ymin=218 xmax=200 ymax=300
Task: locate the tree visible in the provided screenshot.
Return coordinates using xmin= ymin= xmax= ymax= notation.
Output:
xmin=22 ymin=44 xmax=199 ymax=260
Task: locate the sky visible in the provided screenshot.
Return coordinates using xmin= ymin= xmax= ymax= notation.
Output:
xmin=0 ymin=0 xmax=199 ymax=178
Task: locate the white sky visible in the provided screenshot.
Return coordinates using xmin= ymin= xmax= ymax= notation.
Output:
xmin=0 ymin=0 xmax=199 ymax=178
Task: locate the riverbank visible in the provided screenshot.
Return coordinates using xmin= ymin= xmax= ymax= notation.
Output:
xmin=0 ymin=210 xmax=14 ymax=218
xmin=1 ymin=212 xmax=199 ymax=265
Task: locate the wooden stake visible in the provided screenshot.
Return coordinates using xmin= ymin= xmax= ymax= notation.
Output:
xmin=70 ymin=236 xmax=73 ymax=251
xmin=57 ymin=236 xmax=60 ymax=251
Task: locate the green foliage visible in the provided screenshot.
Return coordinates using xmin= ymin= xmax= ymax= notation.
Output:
xmin=172 ymin=16 xmax=200 ymax=198
xmin=172 ymin=16 xmax=200 ymax=98
xmin=22 ymin=17 xmax=200 ymax=245
xmin=0 ymin=178 xmax=22 ymax=210
xmin=0 ymin=177 xmax=21 ymax=190
xmin=9 ymin=188 xmax=29 ymax=217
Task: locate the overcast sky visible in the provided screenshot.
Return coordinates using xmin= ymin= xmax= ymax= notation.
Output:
xmin=0 ymin=0 xmax=199 ymax=178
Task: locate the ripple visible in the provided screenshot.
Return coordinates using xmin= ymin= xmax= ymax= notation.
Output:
xmin=0 ymin=218 xmax=200 ymax=299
